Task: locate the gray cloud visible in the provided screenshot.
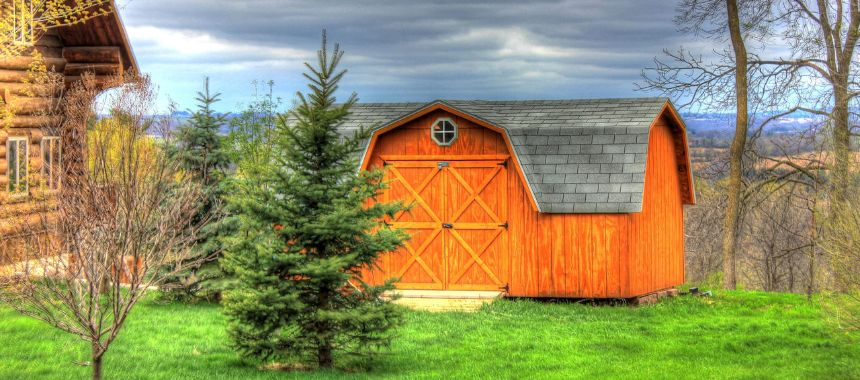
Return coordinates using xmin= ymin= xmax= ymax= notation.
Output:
xmin=117 ymin=0 xmax=690 ymax=111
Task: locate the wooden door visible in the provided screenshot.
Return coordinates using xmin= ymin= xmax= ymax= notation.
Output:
xmin=384 ymin=160 xmax=447 ymax=289
xmin=382 ymin=156 xmax=508 ymax=290
xmin=445 ymin=160 xmax=508 ymax=290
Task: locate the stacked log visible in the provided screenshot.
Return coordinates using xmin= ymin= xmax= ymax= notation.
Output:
xmin=0 ymin=32 xmax=63 ymax=207
xmin=62 ymin=46 xmax=124 ymax=88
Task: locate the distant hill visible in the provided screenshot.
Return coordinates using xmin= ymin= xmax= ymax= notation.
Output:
xmin=682 ymin=111 xmax=823 ymax=135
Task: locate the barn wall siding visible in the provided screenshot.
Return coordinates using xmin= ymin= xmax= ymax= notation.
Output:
xmin=627 ymin=115 xmax=686 ymax=296
xmin=363 ymin=108 xmax=687 ymax=298
xmin=507 ymin=174 xmax=628 ymax=298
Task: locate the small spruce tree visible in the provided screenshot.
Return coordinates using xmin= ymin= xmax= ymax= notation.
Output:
xmin=222 ymin=33 xmax=406 ymax=368
xmin=161 ymin=78 xmax=231 ymax=300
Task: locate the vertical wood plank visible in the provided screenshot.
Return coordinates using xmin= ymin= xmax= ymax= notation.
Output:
xmin=537 ymin=215 xmax=552 ymax=295
xmin=551 ymin=214 xmax=566 ymax=295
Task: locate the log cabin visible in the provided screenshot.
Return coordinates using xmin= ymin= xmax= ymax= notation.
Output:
xmin=0 ymin=2 xmax=137 ymax=258
xmin=353 ymin=99 xmax=695 ymax=300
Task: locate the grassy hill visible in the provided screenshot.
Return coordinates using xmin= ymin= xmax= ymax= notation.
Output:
xmin=0 ymin=291 xmax=857 ymax=379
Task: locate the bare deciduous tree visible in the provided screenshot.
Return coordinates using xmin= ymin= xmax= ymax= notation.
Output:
xmin=721 ymin=0 xmax=753 ymax=290
xmin=742 ymin=183 xmax=818 ymax=293
xmin=821 ymin=190 xmax=860 ymax=331
xmin=0 ymin=73 xmax=207 ymax=380
xmin=751 ymin=0 xmax=860 ymax=209
xmin=640 ymin=0 xmax=778 ymax=289
xmin=685 ymin=178 xmax=726 ymax=285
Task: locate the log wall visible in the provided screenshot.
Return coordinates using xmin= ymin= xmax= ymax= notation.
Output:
xmin=0 ymin=32 xmax=63 ymax=208
xmin=0 ymin=30 xmax=125 ymax=237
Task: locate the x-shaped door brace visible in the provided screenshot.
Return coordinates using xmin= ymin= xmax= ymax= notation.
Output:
xmin=388 ymin=164 xmax=442 ymax=225
xmin=387 ymin=164 xmax=444 ymax=286
xmin=446 ymin=165 xmax=505 ymax=286
xmin=447 ymin=165 xmax=503 ymax=224
xmin=385 ymin=161 xmax=506 ymax=287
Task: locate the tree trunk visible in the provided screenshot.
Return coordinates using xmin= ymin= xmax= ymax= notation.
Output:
xmin=831 ymin=88 xmax=851 ymax=209
xmin=721 ymin=0 xmax=748 ymax=290
xmin=808 ymin=204 xmax=817 ymax=301
xmin=91 ymin=344 xmax=103 ymax=380
xmin=788 ymin=259 xmax=795 ymax=292
xmin=318 ymin=345 xmax=333 ymax=369
xmin=317 ymin=287 xmax=334 ymax=369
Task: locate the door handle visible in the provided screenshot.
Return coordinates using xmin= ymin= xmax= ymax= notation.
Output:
xmin=442 ymin=223 xmax=453 ymax=229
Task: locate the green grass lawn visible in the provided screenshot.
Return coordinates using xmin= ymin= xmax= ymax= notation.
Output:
xmin=1 ymin=291 xmax=858 ymax=379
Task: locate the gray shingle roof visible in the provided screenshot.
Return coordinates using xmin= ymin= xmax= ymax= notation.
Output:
xmin=338 ymin=98 xmax=683 ymax=214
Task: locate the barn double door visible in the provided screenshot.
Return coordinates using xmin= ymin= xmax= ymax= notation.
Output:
xmin=382 ymin=155 xmax=509 ymax=291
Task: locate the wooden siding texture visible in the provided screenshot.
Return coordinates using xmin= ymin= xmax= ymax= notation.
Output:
xmin=363 ymin=109 xmax=686 ymax=298
xmin=627 ymin=115 xmax=686 ymax=296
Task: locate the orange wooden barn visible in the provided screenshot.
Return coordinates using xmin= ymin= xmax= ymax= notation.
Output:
xmin=348 ymin=98 xmax=694 ymax=299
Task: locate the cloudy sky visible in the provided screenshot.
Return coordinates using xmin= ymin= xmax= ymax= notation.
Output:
xmin=116 ymin=0 xmax=699 ymax=112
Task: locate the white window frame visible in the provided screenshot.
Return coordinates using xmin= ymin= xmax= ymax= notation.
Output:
xmin=10 ymin=1 xmax=35 ymax=46
xmin=7 ymin=136 xmax=29 ymax=195
xmin=431 ymin=117 xmax=458 ymax=146
xmin=41 ymin=136 xmax=61 ymax=190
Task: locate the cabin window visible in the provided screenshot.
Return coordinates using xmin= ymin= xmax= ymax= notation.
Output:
xmin=41 ymin=136 xmax=61 ymax=190
xmin=9 ymin=2 xmax=35 ymax=46
xmin=431 ymin=118 xmax=457 ymax=146
xmin=7 ymin=136 xmax=29 ymax=194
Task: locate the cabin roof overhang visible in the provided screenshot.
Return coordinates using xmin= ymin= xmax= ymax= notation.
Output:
xmin=346 ymin=98 xmax=696 ymax=214
xmin=54 ymin=0 xmax=138 ymax=73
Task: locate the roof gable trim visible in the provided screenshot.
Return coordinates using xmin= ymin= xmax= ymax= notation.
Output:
xmin=654 ymin=101 xmax=696 ymax=205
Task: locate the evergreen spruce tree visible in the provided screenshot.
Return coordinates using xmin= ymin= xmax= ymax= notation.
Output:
xmin=222 ymin=33 xmax=407 ymax=368
xmin=161 ymin=78 xmax=231 ymax=300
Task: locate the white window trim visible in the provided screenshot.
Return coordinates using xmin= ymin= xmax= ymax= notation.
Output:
xmin=10 ymin=2 xmax=35 ymax=46
xmin=7 ymin=136 xmax=29 ymax=195
xmin=41 ymin=136 xmax=61 ymax=190
xmin=431 ymin=117 xmax=458 ymax=146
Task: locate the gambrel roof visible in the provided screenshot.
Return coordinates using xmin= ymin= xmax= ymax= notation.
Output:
xmin=340 ymin=98 xmax=694 ymax=214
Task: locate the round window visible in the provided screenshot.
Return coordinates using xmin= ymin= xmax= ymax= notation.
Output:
xmin=431 ymin=118 xmax=457 ymax=146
